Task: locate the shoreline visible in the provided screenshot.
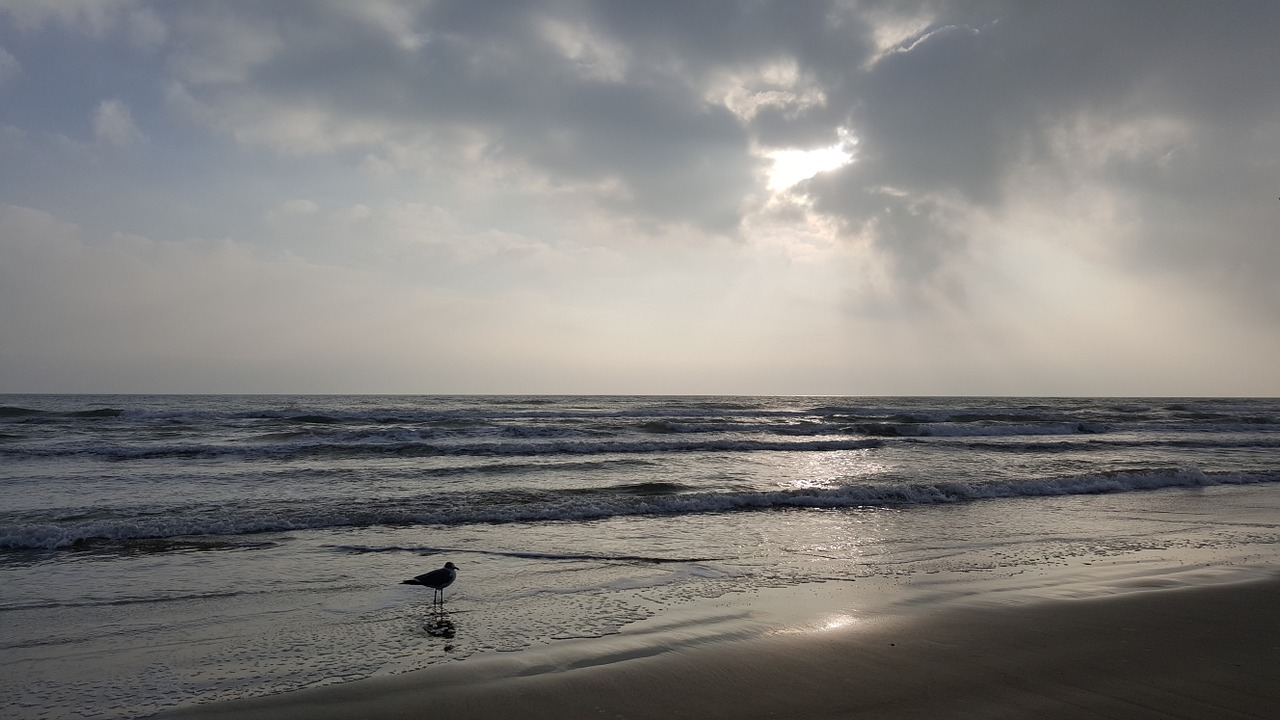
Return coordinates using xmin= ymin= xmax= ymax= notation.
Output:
xmin=162 ymin=572 xmax=1280 ymax=720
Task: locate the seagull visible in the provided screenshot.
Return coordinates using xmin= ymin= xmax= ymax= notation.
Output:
xmin=402 ymin=562 xmax=457 ymax=610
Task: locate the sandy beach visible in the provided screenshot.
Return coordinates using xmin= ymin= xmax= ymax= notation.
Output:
xmin=164 ymin=574 xmax=1280 ymax=720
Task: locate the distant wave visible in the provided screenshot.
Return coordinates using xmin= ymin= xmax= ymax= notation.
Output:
xmin=5 ymin=401 xmax=1264 ymax=426
xmin=40 ymin=399 xmax=1280 ymax=482
xmin=12 ymin=421 xmax=1277 ymax=463
xmin=4 ymin=467 xmax=1275 ymax=550
xmin=0 ymin=406 xmax=124 ymax=419
xmin=852 ymin=421 xmax=1107 ymax=437
xmin=961 ymin=437 xmax=1280 ymax=452
xmin=0 ymin=437 xmax=885 ymax=461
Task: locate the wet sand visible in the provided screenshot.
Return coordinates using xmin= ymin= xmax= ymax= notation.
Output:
xmin=162 ymin=574 xmax=1279 ymax=720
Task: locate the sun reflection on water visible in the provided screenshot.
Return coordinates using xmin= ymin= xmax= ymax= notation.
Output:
xmin=819 ymin=614 xmax=859 ymax=632
xmin=778 ymin=448 xmax=890 ymax=490
xmin=773 ymin=612 xmax=865 ymax=636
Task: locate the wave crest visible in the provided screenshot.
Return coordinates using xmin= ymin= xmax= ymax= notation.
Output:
xmin=3 ymin=467 xmax=1274 ymax=551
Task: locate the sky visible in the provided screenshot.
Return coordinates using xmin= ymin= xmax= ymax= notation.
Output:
xmin=1 ymin=0 xmax=1278 ymax=396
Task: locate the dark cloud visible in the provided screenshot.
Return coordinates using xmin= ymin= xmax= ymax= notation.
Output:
xmin=782 ymin=1 xmax=1280 ymax=308
xmin=6 ymin=1 xmax=1277 ymax=257
xmin=158 ymin=0 xmax=773 ymax=233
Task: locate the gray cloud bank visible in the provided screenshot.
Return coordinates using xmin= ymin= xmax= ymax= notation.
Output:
xmin=1 ymin=1 xmax=1277 ymax=394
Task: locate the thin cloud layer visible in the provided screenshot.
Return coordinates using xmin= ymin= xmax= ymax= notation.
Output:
xmin=1 ymin=1 xmax=1277 ymax=394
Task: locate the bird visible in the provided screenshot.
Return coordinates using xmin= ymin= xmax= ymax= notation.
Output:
xmin=402 ymin=562 xmax=457 ymax=611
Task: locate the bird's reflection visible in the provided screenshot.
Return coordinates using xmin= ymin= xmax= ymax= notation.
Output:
xmin=424 ymin=611 xmax=457 ymax=643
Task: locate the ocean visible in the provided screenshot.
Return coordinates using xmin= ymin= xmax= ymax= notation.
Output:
xmin=2 ymin=395 xmax=1278 ymax=718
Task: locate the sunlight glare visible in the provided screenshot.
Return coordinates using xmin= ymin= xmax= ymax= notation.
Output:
xmin=819 ymin=614 xmax=859 ymax=632
xmin=767 ymin=133 xmax=856 ymax=191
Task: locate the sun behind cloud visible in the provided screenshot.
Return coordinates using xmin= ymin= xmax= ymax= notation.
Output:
xmin=766 ymin=131 xmax=856 ymax=191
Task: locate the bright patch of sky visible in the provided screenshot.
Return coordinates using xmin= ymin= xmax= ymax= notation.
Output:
xmin=766 ymin=132 xmax=856 ymax=191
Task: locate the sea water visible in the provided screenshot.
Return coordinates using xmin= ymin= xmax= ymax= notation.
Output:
xmin=2 ymin=395 xmax=1278 ymax=718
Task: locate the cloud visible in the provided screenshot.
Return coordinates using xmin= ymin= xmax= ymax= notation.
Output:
xmin=0 ymin=0 xmax=128 ymax=36
xmin=92 ymin=98 xmax=142 ymax=146
xmin=0 ymin=0 xmax=166 ymax=47
xmin=1 ymin=1 xmax=1278 ymax=394
xmin=0 ymin=45 xmax=18 ymax=86
xmin=784 ymin=2 xmax=1280 ymax=312
xmin=145 ymin=2 xmax=787 ymax=232
xmin=265 ymin=198 xmax=319 ymax=222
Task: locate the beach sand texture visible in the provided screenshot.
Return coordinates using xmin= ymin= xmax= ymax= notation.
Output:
xmin=166 ymin=576 xmax=1280 ymax=720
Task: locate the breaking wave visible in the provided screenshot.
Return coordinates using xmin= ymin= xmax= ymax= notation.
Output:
xmin=4 ymin=467 xmax=1275 ymax=550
